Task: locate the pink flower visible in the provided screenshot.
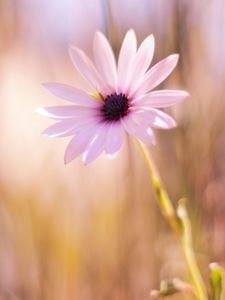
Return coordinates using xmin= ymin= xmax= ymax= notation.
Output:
xmin=37 ymin=30 xmax=188 ymax=165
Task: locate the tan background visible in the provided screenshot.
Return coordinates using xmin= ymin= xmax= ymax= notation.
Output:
xmin=0 ymin=0 xmax=224 ymax=299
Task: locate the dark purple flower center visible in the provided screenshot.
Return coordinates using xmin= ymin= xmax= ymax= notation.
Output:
xmin=101 ymin=93 xmax=129 ymax=121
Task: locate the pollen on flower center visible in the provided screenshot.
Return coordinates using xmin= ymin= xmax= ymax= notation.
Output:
xmin=101 ymin=93 xmax=129 ymax=121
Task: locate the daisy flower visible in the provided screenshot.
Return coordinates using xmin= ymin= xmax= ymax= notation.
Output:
xmin=37 ymin=30 xmax=188 ymax=165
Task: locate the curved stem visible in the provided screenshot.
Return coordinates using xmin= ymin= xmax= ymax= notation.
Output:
xmin=177 ymin=199 xmax=208 ymax=300
xmin=136 ymin=140 xmax=180 ymax=236
xmin=136 ymin=140 xmax=208 ymax=300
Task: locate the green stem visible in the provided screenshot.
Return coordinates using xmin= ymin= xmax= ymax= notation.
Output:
xmin=136 ymin=140 xmax=208 ymax=300
xmin=177 ymin=199 xmax=208 ymax=300
xmin=136 ymin=140 xmax=180 ymax=236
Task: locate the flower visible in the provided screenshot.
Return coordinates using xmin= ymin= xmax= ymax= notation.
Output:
xmin=37 ymin=30 xmax=188 ymax=165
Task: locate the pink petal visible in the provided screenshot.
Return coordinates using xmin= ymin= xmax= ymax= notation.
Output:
xmin=43 ymin=120 xmax=77 ymax=137
xmin=83 ymin=124 xmax=108 ymax=165
xmin=43 ymin=117 xmax=100 ymax=137
xmin=43 ymin=83 xmax=101 ymax=107
xmin=93 ymin=31 xmax=117 ymax=89
xmin=64 ymin=123 xmax=100 ymax=164
xmin=36 ymin=106 xmax=100 ymax=119
xmin=121 ymin=115 xmax=155 ymax=144
xmin=127 ymin=34 xmax=155 ymax=93
xmin=132 ymin=54 xmax=179 ymax=97
xmin=132 ymin=108 xmax=176 ymax=129
xmin=69 ymin=46 xmax=109 ymax=92
xmin=105 ymin=121 xmax=125 ymax=155
xmin=117 ymin=30 xmax=137 ymax=92
xmin=132 ymin=90 xmax=189 ymax=108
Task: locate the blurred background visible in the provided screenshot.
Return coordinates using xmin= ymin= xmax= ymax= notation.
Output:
xmin=0 ymin=0 xmax=225 ymax=299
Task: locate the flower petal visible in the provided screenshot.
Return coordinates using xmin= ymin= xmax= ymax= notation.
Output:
xmin=121 ymin=115 xmax=155 ymax=144
xmin=69 ymin=46 xmax=109 ymax=92
xmin=127 ymin=34 xmax=155 ymax=92
xmin=42 ymin=117 xmax=100 ymax=137
xmin=43 ymin=83 xmax=101 ymax=107
xmin=83 ymin=124 xmax=108 ymax=165
xmin=105 ymin=121 xmax=125 ymax=155
xmin=133 ymin=90 xmax=189 ymax=108
xmin=93 ymin=31 xmax=117 ymax=89
xmin=132 ymin=108 xmax=176 ymax=129
xmin=36 ymin=106 xmax=100 ymax=119
xmin=64 ymin=123 xmax=100 ymax=164
xmin=117 ymin=30 xmax=137 ymax=92
xmin=43 ymin=120 xmax=77 ymax=137
xmin=132 ymin=54 xmax=179 ymax=96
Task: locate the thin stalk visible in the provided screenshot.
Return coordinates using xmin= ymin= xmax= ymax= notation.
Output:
xmin=136 ymin=140 xmax=180 ymax=236
xmin=136 ymin=140 xmax=208 ymax=300
xmin=177 ymin=199 xmax=209 ymax=300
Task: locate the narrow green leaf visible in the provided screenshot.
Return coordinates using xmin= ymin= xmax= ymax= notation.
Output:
xmin=210 ymin=263 xmax=224 ymax=300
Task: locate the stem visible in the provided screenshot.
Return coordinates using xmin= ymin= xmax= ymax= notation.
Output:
xmin=136 ymin=140 xmax=208 ymax=300
xmin=177 ymin=199 xmax=208 ymax=300
xmin=136 ymin=140 xmax=180 ymax=236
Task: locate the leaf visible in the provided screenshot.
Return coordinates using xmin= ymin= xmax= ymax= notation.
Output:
xmin=210 ymin=262 xmax=224 ymax=300
xmin=150 ymin=278 xmax=193 ymax=298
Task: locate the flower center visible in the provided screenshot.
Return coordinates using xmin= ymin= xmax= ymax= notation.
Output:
xmin=101 ymin=93 xmax=129 ymax=121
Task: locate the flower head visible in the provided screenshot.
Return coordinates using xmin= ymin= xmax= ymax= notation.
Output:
xmin=37 ymin=30 xmax=188 ymax=165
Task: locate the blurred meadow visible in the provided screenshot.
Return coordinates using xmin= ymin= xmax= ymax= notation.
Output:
xmin=0 ymin=0 xmax=225 ymax=299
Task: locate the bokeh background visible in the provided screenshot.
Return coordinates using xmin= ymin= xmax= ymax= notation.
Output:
xmin=0 ymin=0 xmax=225 ymax=299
